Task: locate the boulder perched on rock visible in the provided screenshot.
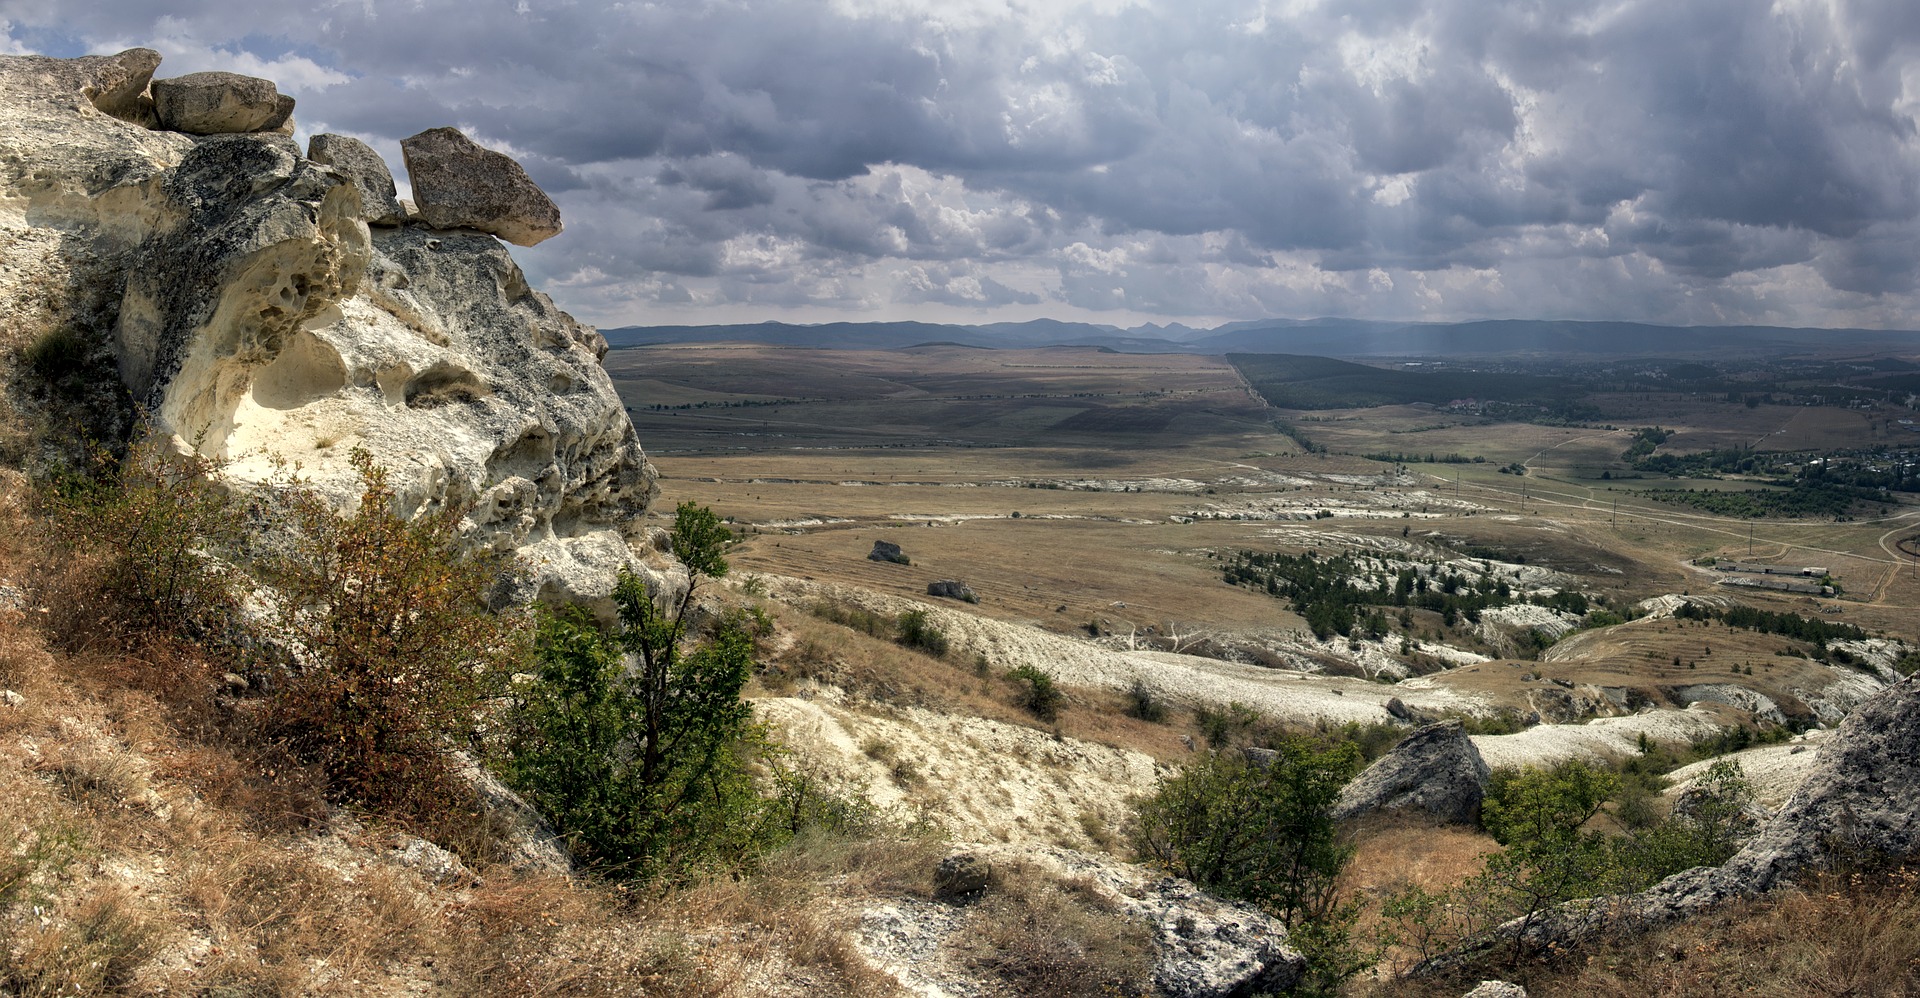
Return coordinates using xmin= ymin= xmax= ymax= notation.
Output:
xmin=77 ymin=47 xmax=161 ymax=126
xmin=868 ymin=539 xmax=909 ymax=564
xmin=308 ymin=133 xmax=406 ymax=226
xmin=1330 ymin=720 xmax=1490 ymax=825
xmin=928 ymin=579 xmax=978 ymax=603
xmin=151 ymin=71 xmax=294 ymax=134
xmin=401 ymin=126 xmax=562 ymax=247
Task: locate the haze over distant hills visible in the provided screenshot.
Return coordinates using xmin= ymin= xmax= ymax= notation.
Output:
xmin=601 ymin=318 xmax=1920 ymax=359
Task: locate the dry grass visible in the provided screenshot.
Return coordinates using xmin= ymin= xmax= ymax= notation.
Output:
xmin=1372 ymin=865 xmax=1920 ymax=998
xmin=954 ymin=859 xmax=1154 ymax=998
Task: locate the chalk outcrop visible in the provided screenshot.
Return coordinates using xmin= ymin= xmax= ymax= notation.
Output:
xmin=0 ymin=50 xmax=653 ymax=603
xmin=151 ymin=71 xmax=295 ymax=135
xmin=400 ymin=126 xmax=563 ymax=247
xmin=1331 ymin=720 xmax=1490 ymax=825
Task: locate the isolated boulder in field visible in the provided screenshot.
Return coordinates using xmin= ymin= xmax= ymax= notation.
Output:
xmin=928 ymin=579 xmax=978 ymax=603
xmin=1330 ymin=720 xmax=1490 ymax=825
xmin=78 ymin=47 xmax=161 ymax=125
xmin=401 ymin=126 xmax=562 ymax=246
xmin=868 ymin=539 xmax=910 ymax=564
xmin=151 ymin=71 xmax=294 ymax=134
xmin=308 ymin=133 xmax=406 ymax=226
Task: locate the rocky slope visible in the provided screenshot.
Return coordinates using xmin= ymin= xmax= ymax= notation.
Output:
xmin=0 ymin=49 xmax=655 ymax=601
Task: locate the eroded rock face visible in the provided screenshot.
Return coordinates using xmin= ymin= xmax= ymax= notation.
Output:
xmin=308 ymin=133 xmax=406 ymax=226
xmin=1 ymin=51 xmax=656 ymax=604
xmin=151 ymin=71 xmax=294 ymax=135
xmin=1331 ymin=720 xmax=1490 ymax=825
xmin=400 ymin=126 xmax=563 ymax=247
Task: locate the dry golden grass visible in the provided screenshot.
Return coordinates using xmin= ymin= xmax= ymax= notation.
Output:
xmin=1373 ymin=865 xmax=1920 ymax=998
xmin=953 ymin=859 xmax=1154 ymax=998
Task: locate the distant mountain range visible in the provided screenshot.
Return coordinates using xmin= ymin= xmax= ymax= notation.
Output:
xmin=599 ymin=318 xmax=1920 ymax=358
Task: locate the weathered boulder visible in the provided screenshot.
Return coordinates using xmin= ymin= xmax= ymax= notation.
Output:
xmin=1462 ymin=983 xmax=1527 ymax=998
xmin=308 ymin=133 xmax=407 ymax=226
xmin=1331 ymin=720 xmax=1490 ymax=825
xmin=454 ymin=753 xmax=571 ymax=874
xmin=151 ymin=71 xmax=294 ymax=134
xmin=77 ymin=48 xmax=161 ymax=126
xmin=927 ymin=579 xmax=978 ymax=602
xmin=868 ymin=538 xmax=909 ymax=564
xmin=400 ymin=126 xmax=562 ymax=247
xmin=933 ymin=850 xmax=991 ymax=898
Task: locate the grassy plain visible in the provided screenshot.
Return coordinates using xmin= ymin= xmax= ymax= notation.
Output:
xmin=608 ymin=342 xmax=1920 ymax=716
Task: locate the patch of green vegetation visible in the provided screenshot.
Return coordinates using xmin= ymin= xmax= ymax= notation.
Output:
xmin=1673 ymin=599 xmax=1866 ymax=645
xmin=1006 ymin=664 xmax=1063 ymax=721
xmin=1634 ymin=480 xmax=1890 ymax=520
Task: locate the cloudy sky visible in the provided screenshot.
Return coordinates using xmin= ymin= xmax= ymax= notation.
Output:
xmin=8 ymin=1 xmax=1920 ymax=329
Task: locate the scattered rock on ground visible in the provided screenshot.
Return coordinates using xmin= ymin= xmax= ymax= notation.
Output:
xmin=1331 ymin=720 xmax=1490 ymax=825
xmin=308 ymin=132 xmax=406 ymax=225
xmin=391 ymin=836 xmax=477 ymax=887
xmin=1463 ymin=982 xmax=1527 ymax=998
xmin=400 ymin=126 xmax=562 ymax=246
xmin=151 ymin=71 xmax=294 ymax=134
xmin=868 ymin=539 xmax=909 ymax=564
xmin=928 ymin=579 xmax=977 ymax=602
xmin=933 ymin=850 xmax=991 ymax=898
xmin=1 ymin=690 xmax=23 ymax=709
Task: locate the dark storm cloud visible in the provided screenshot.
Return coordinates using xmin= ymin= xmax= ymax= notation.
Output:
xmin=10 ymin=0 xmax=1919 ymax=324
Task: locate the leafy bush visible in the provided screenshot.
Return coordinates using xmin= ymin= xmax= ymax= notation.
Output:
xmin=265 ymin=449 xmax=524 ymax=816
xmin=40 ymin=438 xmax=241 ymax=638
xmin=1006 ymin=664 xmax=1063 ymax=721
xmin=896 ymin=608 xmax=949 ymax=657
xmin=1124 ymin=679 xmax=1167 ymax=723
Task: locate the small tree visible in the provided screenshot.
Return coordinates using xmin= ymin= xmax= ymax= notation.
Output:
xmin=506 ymin=502 xmax=782 ymax=879
xmin=1134 ymin=737 xmax=1361 ymax=928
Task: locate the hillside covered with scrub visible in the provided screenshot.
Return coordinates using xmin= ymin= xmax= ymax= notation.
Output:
xmin=2 ymin=48 xmax=1919 ymax=998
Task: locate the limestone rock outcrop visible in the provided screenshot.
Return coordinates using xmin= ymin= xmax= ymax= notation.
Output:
xmin=1330 ymin=720 xmax=1491 ymax=825
xmin=151 ymin=71 xmax=295 ymax=135
xmin=0 ymin=50 xmax=654 ymax=604
xmin=308 ymin=133 xmax=406 ymax=226
xmin=400 ymin=127 xmax=563 ymax=247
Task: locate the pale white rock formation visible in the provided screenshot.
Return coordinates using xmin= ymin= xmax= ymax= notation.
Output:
xmin=0 ymin=51 xmax=656 ymax=603
xmin=307 ymin=133 xmax=406 ymax=226
xmin=400 ymin=126 xmax=563 ymax=247
xmin=151 ymin=71 xmax=295 ymax=135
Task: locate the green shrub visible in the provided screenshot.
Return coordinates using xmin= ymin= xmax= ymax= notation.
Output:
xmin=20 ymin=326 xmax=92 ymax=387
xmin=1006 ymin=664 xmax=1063 ymax=721
xmin=1124 ymin=679 xmax=1167 ymax=723
xmin=812 ymin=599 xmax=895 ymax=638
xmin=504 ymin=503 xmax=802 ymax=881
xmin=896 ymin=608 xmax=949 ymax=657
xmin=264 ymin=449 xmax=524 ymax=817
xmin=1133 ymin=738 xmax=1366 ymax=992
